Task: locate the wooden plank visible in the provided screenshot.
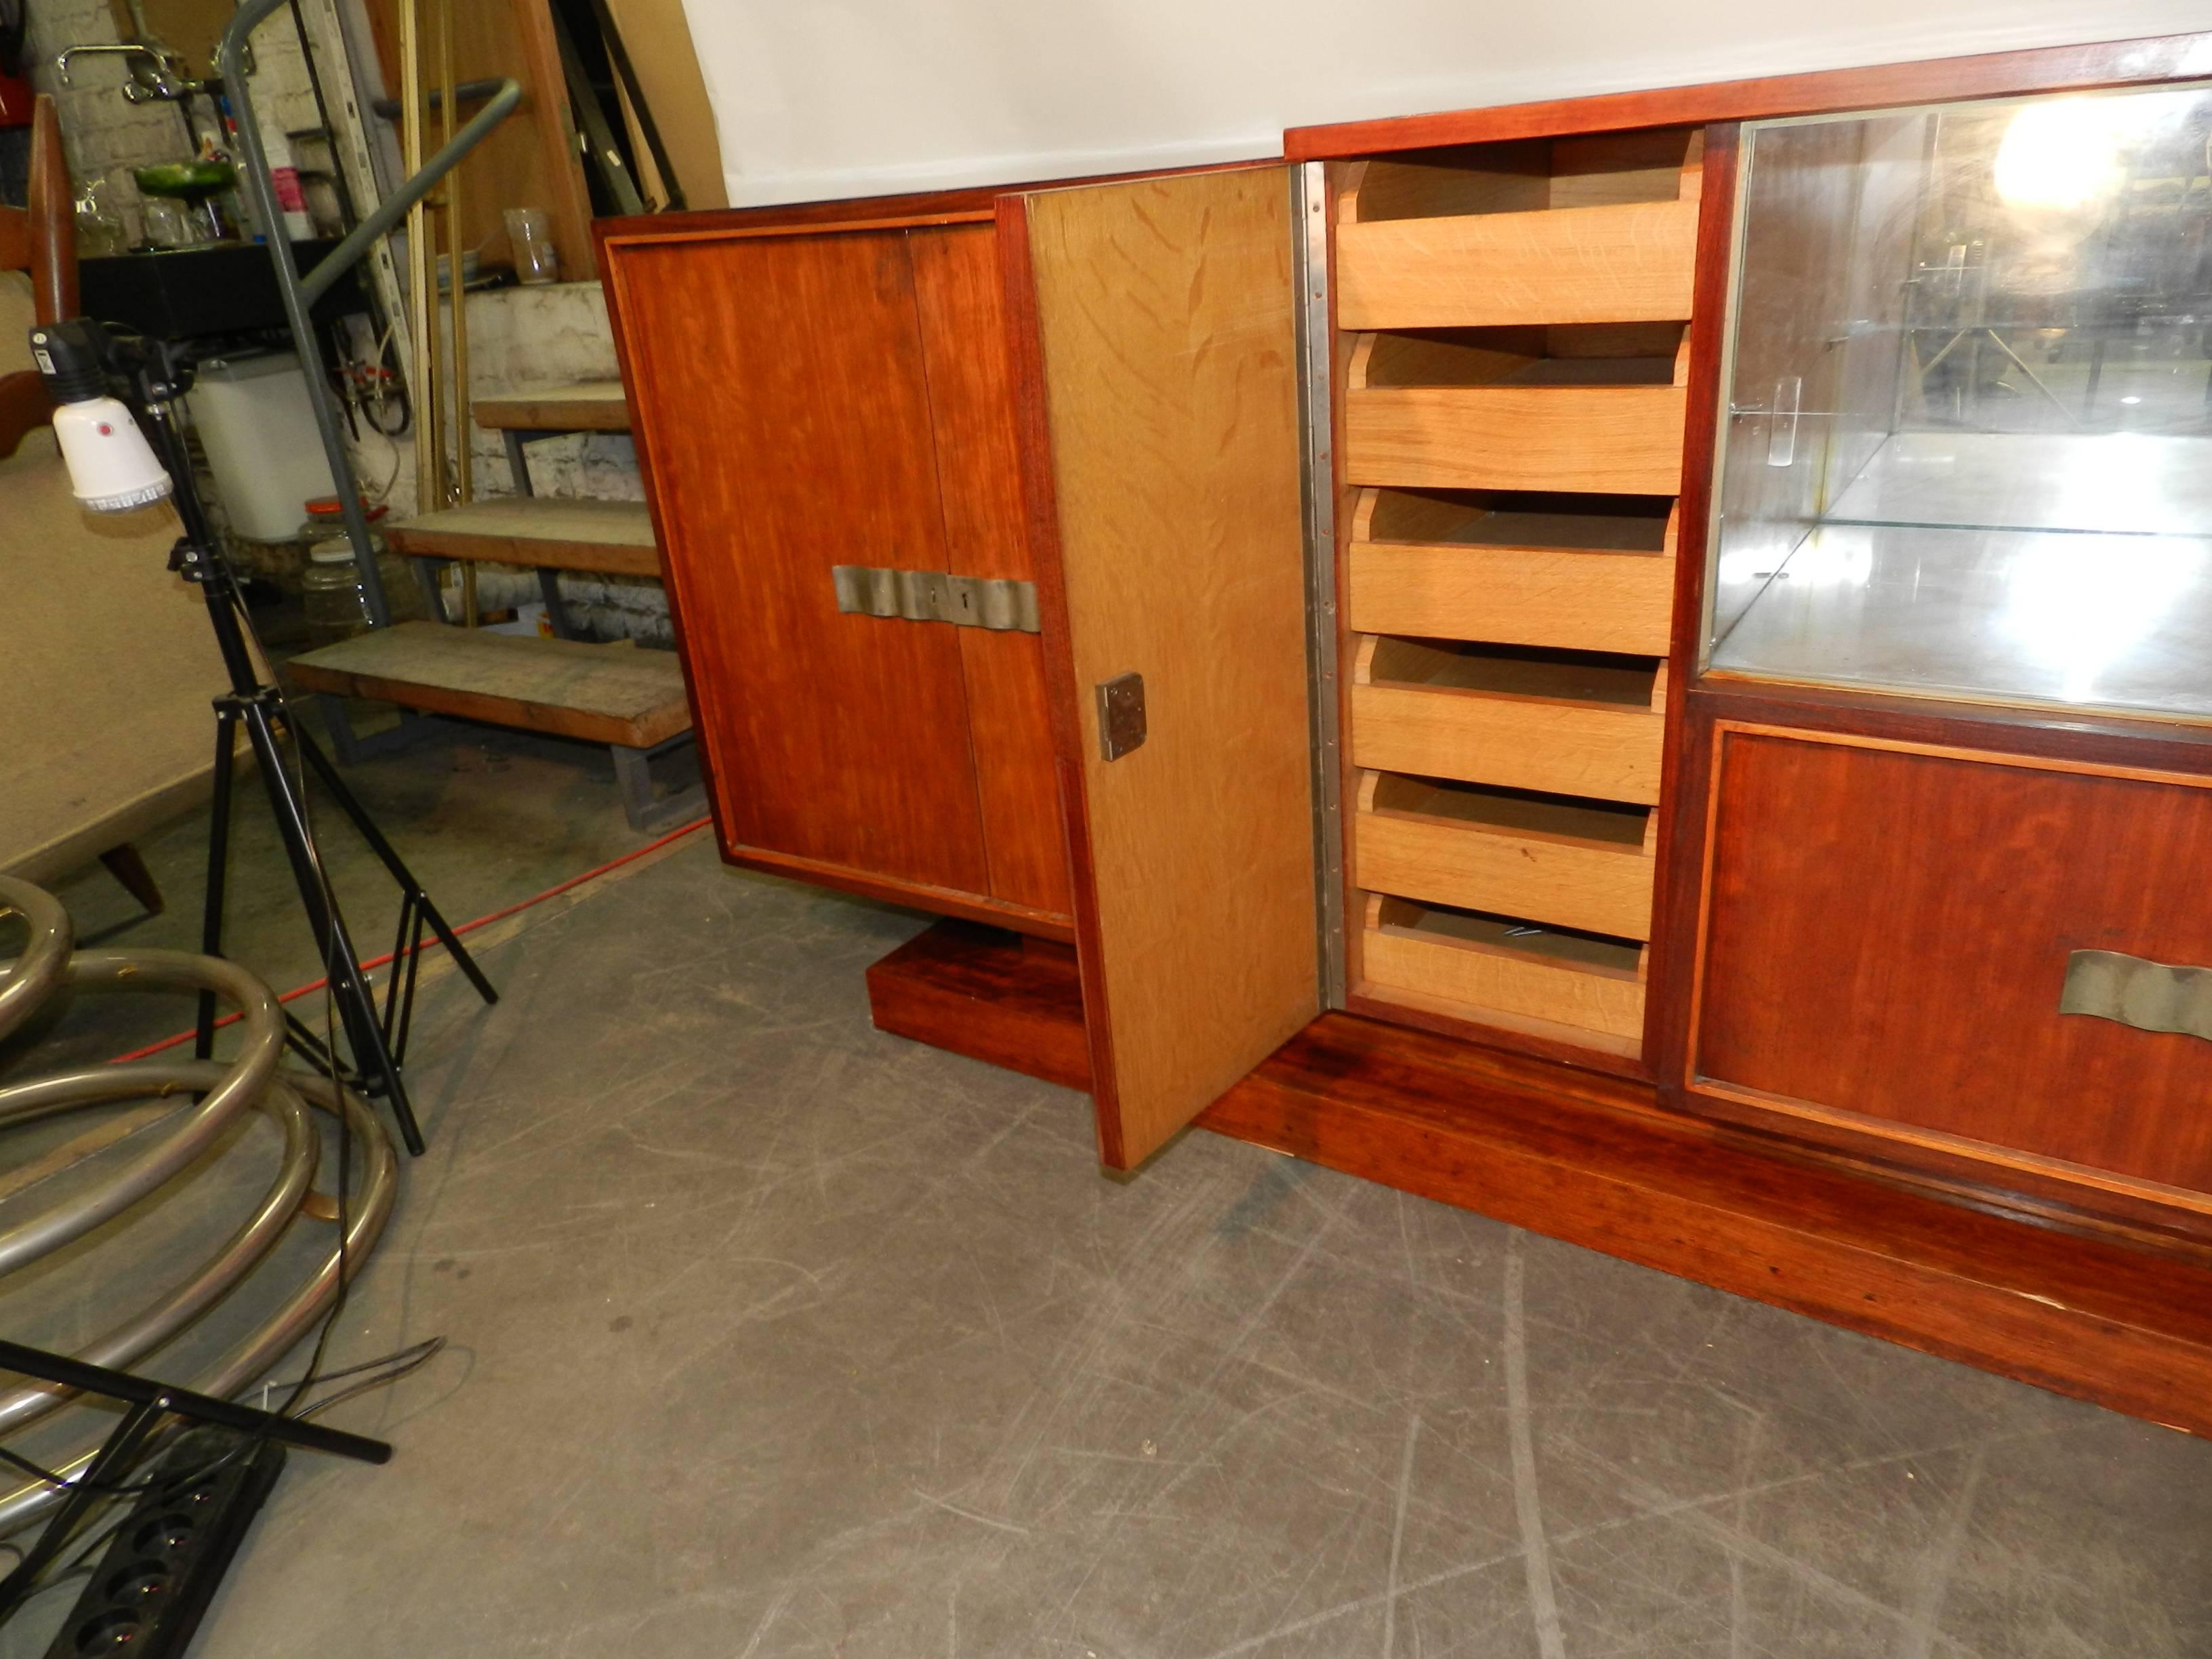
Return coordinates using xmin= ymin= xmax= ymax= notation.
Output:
xmin=283 ymin=621 xmax=691 ymax=747
xmin=1197 ymin=1010 xmax=2212 ymax=1439
xmin=1008 ymin=166 xmax=1315 ymax=1171
xmin=385 ymin=497 xmax=661 ymax=577
xmin=1364 ymin=895 xmax=1646 ymax=1047
xmin=1284 ymin=32 xmax=2212 ymax=159
xmin=1349 ymin=538 xmax=1676 ymax=655
xmin=602 ymin=227 xmax=991 ymax=898
xmin=1353 ymin=636 xmax=1665 ymax=804
xmin=1357 ymin=776 xmax=1656 ymax=939
xmin=865 ymin=920 xmax=1090 ymax=1090
xmin=599 ymin=0 xmax=729 ymax=210
xmin=1337 ymin=199 xmax=1698 ymax=331
xmin=473 ymin=380 xmax=633 ymax=432
xmin=908 ymin=224 xmax=1072 ymax=920
xmin=1345 ymin=384 xmax=1687 ymax=493
xmin=1354 ymin=680 xmax=1664 ymax=803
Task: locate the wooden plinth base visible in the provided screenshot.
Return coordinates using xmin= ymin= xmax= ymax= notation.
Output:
xmin=867 ymin=922 xmax=2212 ymax=1436
xmin=866 ymin=921 xmax=1090 ymax=1090
xmin=1201 ymin=1014 xmax=2212 ymax=1438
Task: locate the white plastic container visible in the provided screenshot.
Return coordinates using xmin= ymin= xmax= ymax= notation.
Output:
xmin=186 ymin=352 xmax=338 ymax=541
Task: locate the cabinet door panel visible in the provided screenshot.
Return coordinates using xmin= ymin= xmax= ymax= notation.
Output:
xmin=909 ymin=225 xmax=1072 ymax=916
xmin=1008 ymin=166 xmax=1317 ymax=1169
xmin=614 ymin=230 xmax=989 ymax=895
xmin=1694 ymin=726 xmax=2212 ymax=1196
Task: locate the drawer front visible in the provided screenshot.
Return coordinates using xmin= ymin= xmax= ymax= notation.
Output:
xmin=1695 ymin=725 xmax=2212 ymax=1196
xmin=1358 ymin=808 xmax=1654 ymax=939
xmin=1353 ymin=682 xmax=1665 ymax=803
xmin=1366 ymin=918 xmax=1645 ymax=1044
xmin=1337 ymin=199 xmax=1699 ymax=331
xmin=1349 ymin=541 xmax=1675 ymax=655
xmin=1344 ymin=386 xmax=1687 ymax=493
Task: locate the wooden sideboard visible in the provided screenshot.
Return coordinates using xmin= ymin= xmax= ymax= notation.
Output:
xmin=599 ymin=30 xmax=2212 ymax=1437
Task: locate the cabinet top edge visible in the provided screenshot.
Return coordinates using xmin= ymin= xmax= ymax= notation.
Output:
xmin=1284 ymin=29 xmax=2212 ymax=161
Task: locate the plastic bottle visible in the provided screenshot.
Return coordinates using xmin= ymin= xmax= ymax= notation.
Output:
xmin=262 ymin=127 xmax=316 ymax=242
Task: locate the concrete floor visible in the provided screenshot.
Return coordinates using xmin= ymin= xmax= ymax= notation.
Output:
xmin=4 ymin=722 xmax=2212 ymax=1657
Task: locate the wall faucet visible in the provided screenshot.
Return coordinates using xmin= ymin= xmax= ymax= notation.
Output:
xmin=54 ymin=42 xmax=216 ymax=104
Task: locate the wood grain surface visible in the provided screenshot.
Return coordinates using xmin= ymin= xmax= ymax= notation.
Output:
xmin=283 ymin=620 xmax=691 ymax=747
xmin=386 ymin=497 xmax=662 ymax=577
xmin=1337 ymin=199 xmax=1698 ymax=331
xmin=1012 ymin=165 xmax=1317 ymax=1170
xmin=1197 ymin=1010 xmax=2212 ymax=1439
xmin=606 ymin=228 xmax=991 ymax=896
xmin=866 ymin=920 xmax=1090 ymax=1089
xmin=909 ymin=224 xmax=1073 ymax=918
xmin=1345 ymin=384 xmax=1689 ymax=493
xmin=1286 ymin=32 xmax=2212 ymax=159
xmin=1694 ymin=726 xmax=2212 ymax=1200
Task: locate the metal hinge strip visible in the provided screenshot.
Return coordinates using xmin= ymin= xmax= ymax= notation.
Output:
xmin=831 ymin=566 xmax=1040 ymax=633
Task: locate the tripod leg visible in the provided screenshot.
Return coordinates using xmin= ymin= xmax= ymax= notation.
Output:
xmin=291 ymin=722 xmax=499 ymax=1008
xmin=197 ymin=703 xmax=241 ymax=1061
xmin=240 ymin=702 xmax=427 ymax=1157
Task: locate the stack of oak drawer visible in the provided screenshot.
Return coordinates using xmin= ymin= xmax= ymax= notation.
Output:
xmin=1336 ymin=127 xmax=1705 ymax=1061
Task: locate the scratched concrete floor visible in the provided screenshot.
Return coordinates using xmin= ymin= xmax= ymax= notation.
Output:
xmin=7 ymin=817 xmax=2212 ymax=1654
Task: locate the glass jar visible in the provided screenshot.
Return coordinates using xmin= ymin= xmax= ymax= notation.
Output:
xmin=298 ymin=508 xmax=424 ymax=651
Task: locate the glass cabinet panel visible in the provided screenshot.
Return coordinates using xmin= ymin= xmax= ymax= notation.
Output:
xmin=1706 ymin=83 xmax=2212 ymax=720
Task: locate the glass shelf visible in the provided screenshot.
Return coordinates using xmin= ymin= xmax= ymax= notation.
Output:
xmin=1706 ymin=81 xmax=2212 ymax=722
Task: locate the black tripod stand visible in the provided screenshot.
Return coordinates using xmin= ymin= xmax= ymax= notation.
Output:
xmin=59 ymin=324 xmax=496 ymax=1155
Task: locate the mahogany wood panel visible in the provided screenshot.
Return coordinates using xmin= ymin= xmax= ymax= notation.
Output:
xmin=1695 ymin=727 xmax=2212 ymax=1197
xmin=866 ymin=920 xmax=1090 ymax=1090
xmin=1286 ymin=31 xmax=2212 ymax=159
xmin=726 ymin=846 xmax=1073 ymax=943
xmin=1645 ymin=123 xmax=1740 ymax=1084
xmin=605 ymin=229 xmax=991 ymax=897
xmin=1006 ymin=167 xmax=1316 ymax=1171
xmin=1197 ymin=1012 xmax=2212 ymax=1439
xmin=909 ymin=224 xmax=1072 ymax=919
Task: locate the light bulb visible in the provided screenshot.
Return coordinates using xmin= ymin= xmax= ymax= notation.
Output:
xmin=47 ymin=396 xmax=173 ymax=513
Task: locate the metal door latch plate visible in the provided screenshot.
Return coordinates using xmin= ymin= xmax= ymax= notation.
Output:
xmin=1096 ymin=672 xmax=1146 ymax=761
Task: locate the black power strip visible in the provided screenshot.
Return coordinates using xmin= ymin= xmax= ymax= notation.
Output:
xmin=40 ymin=1429 xmax=286 ymax=1658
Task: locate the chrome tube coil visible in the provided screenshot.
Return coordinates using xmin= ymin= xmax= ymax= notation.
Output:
xmin=0 ymin=877 xmax=398 ymax=1534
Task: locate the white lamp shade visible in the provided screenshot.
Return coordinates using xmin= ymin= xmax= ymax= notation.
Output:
xmin=50 ymin=398 xmax=175 ymax=514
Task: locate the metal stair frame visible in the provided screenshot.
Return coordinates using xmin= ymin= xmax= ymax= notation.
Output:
xmin=216 ymin=0 xmax=519 ymax=628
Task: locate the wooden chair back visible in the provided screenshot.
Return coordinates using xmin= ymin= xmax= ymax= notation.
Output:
xmin=1 ymin=95 xmax=77 ymax=459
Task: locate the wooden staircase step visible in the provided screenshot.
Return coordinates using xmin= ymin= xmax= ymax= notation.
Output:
xmin=384 ymin=497 xmax=661 ymax=578
xmin=285 ymin=621 xmax=691 ymax=749
xmin=473 ymin=380 xmax=632 ymax=432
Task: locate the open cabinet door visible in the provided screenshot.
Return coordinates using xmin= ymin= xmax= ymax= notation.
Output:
xmin=1002 ymin=165 xmax=1319 ymax=1171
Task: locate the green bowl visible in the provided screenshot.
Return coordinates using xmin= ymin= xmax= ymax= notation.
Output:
xmin=134 ymin=161 xmax=237 ymax=199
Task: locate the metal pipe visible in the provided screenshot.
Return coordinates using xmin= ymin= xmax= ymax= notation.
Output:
xmin=0 ymin=882 xmax=70 ymax=1042
xmin=0 ymin=956 xmax=286 ymax=1275
xmin=0 ymin=880 xmax=401 ymax=1534
xmin=0 ymin=1073 xmax=316 ymax=1437
xmin=442 ymin=0 xmax=472 ymax=514
xmin=398 ymin=0 xmax=433 ymax=534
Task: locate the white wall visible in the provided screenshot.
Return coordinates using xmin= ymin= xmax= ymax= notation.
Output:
xmin=678 ymin=0 xmax=2212 ymax=207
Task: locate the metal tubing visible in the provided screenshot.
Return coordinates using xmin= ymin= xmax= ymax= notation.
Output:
xmin=0 ymin=1073 xmax=398 ymax=1533
xmin=0 ymin=1073 xmax=316 ymax=1437
xmin=0 ymin=880 xmax=70 ymax=1042
xmin=0 ymin=955 xmax=285 ymax=1276
xmin=298 ymin=79 xmax=517 ymax=310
